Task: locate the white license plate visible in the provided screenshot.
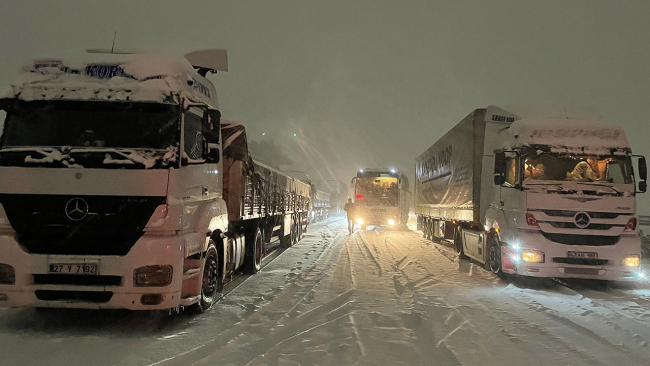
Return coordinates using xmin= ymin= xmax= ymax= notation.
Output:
xmin=49 ymin=263 xmax=99 ymax=275
xmin=567 ymin=251 xmax=598 ymax=259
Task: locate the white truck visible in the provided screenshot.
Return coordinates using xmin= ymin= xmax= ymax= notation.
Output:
xmin=416 ymin=106 xmax=647 ymax=281
xmin=0 ymin=50 xmax=311 ymax=311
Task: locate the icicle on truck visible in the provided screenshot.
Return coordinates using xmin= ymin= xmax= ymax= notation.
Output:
xmin=0 ymin=50 xmax=311 ymax=311
xmin=416 ymin=106 xmax=647 ymax=281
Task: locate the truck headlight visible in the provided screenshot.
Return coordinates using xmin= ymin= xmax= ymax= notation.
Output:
xmin=521 ymin=250 xmax=545 ymax=263
xmin=357 ymin=218 xmax=364 ymax=224
xmin=0 ymin=263 xmax=15 ymax=285
xmin=388 ymin=219 xmax=395 ymax=225
xmin=622 ymin=255 xmax=640 ymax=267
xmin=134 ymin=265 xmax=173 ymax=287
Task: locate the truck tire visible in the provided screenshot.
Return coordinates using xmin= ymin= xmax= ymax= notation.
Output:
xmin=454 ymin=228 xmax=467 ymax=259
xmin=487 ymin=235 xmax=503 ymax=277
xmin=244 ymin=228 xmax=263 ymax=274
xmin=291 ymin=216 xmax=299 ymax=245
xmin=194 ymin=243 xmax=221 ymax=312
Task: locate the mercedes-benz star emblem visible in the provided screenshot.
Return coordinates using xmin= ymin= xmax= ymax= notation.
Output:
xmin=574 ymin=212 xmax=591 ymax=229
xmin=65 ymin=198 xmax=89 ymax=221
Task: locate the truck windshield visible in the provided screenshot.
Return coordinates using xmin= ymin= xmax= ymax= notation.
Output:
xmin=523 ymin=153 xmax=633 ymax=184
xmin=1 ymin=100 xmax=179 ymax=150
xmin=356 ymin=177 xmax=398 ymax=206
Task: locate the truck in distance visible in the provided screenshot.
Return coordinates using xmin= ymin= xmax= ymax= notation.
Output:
xmin=352 ymin=168 xmax=410 ymax=229
xmin=0 ymin=50 xmax=311 ymax=312
xmin=415 ymin=106 xmax=647 ymax=281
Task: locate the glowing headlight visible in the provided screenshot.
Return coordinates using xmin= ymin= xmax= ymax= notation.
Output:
xmin=622 ymin=255 xmax=640 ymax=267
xmin=356 ymin=218 xmax=364 ymax=224
xmin=521 ymin=250 xmax=545 ymax=263
xmin=388 ymin=219 xmax=395 ymax=225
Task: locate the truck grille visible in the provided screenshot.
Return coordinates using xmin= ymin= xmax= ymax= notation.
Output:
xmin=553 ymin=257 xmax=609 ymax=266
xmin=0 ymin=194 xmax=165 ymax=256
xmin=541 ymin=210 xmax=620 ymax=219
xmin=33 ymin=274 xmax=122 ymax=286
xmin=541 ymin=232 xmax=619 ymax=246
xmin=34 ymin=290 xmax=113 ymax=303
xmin=549 ymin=222 xmax=614 ymax=230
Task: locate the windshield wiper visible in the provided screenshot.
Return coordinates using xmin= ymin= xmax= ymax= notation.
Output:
xmin=575 ymin=182 xmax=623 ymax=196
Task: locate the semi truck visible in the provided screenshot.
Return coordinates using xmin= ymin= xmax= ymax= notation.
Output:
xmin=0 ymin=50 xmax=311 ymax=311
xmin=352 ymin=168 xmax=410 ymax=228
xmin=415 ymin=106 xmax=647 ymax=281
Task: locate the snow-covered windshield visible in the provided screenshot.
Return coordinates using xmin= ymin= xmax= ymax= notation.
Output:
xmin=1 ymin=100 xmax=179 ymax=150
xmin=356 ymin=176 xmax=398 ymax=206
xmin=523 ymin=153 xmax=633 ymax=184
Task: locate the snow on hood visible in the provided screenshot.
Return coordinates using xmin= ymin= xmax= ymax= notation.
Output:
xmin=3 ymin=53 xmax=218 ymax=107
xmin=486 ymin=105 xmax=630 ymax=154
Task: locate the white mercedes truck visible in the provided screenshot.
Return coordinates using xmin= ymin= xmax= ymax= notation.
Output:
xmin=416 ymin=106 xmax=647 ymax=281
xmin=0 ymin=50 xmax=311 ymax=311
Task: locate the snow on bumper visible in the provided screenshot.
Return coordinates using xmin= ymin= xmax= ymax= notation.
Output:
xmin=503 ymin=230 xmax=642 ymax=281
xmin=0 ymin=234 xmax=185 ymax=310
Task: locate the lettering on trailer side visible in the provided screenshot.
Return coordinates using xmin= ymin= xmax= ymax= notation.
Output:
xmin=416 ymin=145 xmax=452 ymax=181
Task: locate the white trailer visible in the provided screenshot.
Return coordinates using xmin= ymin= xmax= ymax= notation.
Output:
xmin=416 ymin=106 xmax=647 ymax=281
xmin=0 ymin=50 xmax=310 ymax=311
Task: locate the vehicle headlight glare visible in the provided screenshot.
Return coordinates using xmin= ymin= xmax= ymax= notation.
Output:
xmin=388 ymin=219 xmax=395 ymax=225
xmin=356 ymin=218 xmax=364 ymax=224
xmin=622 ymin=255 xmax=640 ymax=267
xmin=522 ymin=250 xmax=545 ymax=263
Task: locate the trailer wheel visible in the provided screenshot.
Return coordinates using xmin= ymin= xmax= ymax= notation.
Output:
xmin=487 ymin=235 xmax=503 ymax=276
xmin=297 ymin=214 xmax=303 ymax=242
xmin=244 ymin=228 xmax=263 ymax=274
xmin=194 ymin=244 xmax=221 ymax=312
xmin=291 ymin=216 xmax=299 ymax=245
xmin=454 ymin=228 xmax=467 ymax=259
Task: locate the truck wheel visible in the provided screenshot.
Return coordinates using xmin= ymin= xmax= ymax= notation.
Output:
xmin=487 ymin=236 xmax=503 ymax=276
xmin=297 ymin=215 xmax=303 ymax=242
xmin=454 ymin=228 xmax=467 ymax=259
xmin=244 ymin=228 xmax=263 ymax=274
xmin=291 ymin=218 xmax=299 ymax=245
xmin=195 ymin=244 xmax=220 ymax=312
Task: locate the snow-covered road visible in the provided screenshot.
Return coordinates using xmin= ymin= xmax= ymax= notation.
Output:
xmin=1 ymin=218 xmax=649 ymax=366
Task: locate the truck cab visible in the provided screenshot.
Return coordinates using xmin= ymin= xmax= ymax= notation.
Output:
xmin=486 ymin=108 xmax=647 ymax=280
xmin=0 ymin=51 xmax=243 ymax=310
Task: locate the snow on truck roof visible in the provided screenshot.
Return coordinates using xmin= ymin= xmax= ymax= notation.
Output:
xmin=2 ymin=49 xmax=227 ymax=107
xmin=485 ymin=105 xmax=630 ymax=154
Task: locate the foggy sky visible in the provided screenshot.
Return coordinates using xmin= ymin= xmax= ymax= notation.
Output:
xmin=1 ymin=0 xmax=650 ymax=212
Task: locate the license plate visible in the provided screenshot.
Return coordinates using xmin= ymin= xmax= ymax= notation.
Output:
xmin=49 ymin=263 xmax=99 ymax=275
xmin=567 ymin=251 xmax=598 ymax=259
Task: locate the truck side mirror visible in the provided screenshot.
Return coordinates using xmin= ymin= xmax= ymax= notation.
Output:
xmin=494 ymin=152 xmax=506 ymax=185
xmin=351 ymin=177 xmax=357 ymax=184
xmin=203 ymin=109 xmax=221 ymax=143
xmin=638 ymin=156 xmax=647 ymax=181
xmin=639 ymin=181 xmax=647 ymax=193
xmin=494 ymin=152 xmax=506 ymax=175
xmin=205 ymin=142 xmax=220 ymax=163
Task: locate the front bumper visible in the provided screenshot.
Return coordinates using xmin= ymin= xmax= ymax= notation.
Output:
xmin=0 ymin=234 xmax=185 ymax=310
xmin=503 ymin=230 xmax=642 ymax=281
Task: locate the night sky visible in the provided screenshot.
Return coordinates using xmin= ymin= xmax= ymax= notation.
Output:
xmin=1 ymin=0 xmax=649 ymax=211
